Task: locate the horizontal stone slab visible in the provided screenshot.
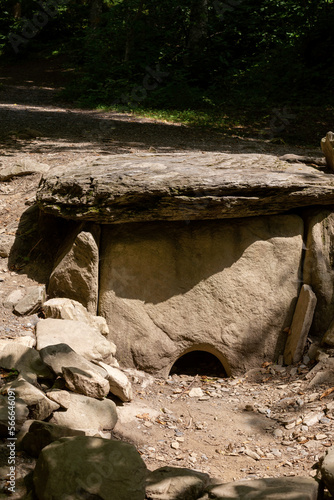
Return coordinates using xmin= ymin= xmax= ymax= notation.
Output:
xmin=36 ymin=153 xmax=334 ymax=223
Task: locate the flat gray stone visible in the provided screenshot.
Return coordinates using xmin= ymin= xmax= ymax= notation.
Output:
xmin=0 ymin=234 xmax=15 ymax=258
xmin=49 ymin=392 xmax=117 ymax=435
xmin=33 ymin=437 xmax=147 ymax=500
xmin=20 ymin=420 xmax=85 ymax=458
xmin=0 ymin=342 xmax=52 ymax=384
xmin=0 ymin=394 xmax=29 ymax=436
xmin=1 ymin=377 xmax=59 ymax=421
xmin=40 ymin=343 xmax=109 ymax=399
xmin=43 ymin=297 xmax=109 ymax=335
xmin=284 ymin=284 xmax=317 ymax=365
xmin=14 ymin=285 xmax=46 ymax=316
xmin=146 ymin=466 xmax=210 ymax=500
xmin=96 ymin=361 xmax=132 ymax=402
xmin=0 ymin=158 xmax=49 ymax=181
xmin=36 ymin=318 xmax=115 ymax=363
xmin=45 ymin=389 xmax=71 ymax=409
xmin=201 ymin=477 xmax=319 ymax=499
xmin=3 ymin=288 xmax=25 ymax=309
xmin=320 ymin=446 xmax=334 ymax=496
xmin=36 ymin=153 xmax=334 ymax=224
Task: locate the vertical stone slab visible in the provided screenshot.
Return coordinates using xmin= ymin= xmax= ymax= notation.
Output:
xmin=48 ymin=223 xmax=100 ymax=314
xmin=284 ymin=284 xmax=317 ymax=365
xmin=99 ymin=215 xmax=303 ymax=376
xmin=321 ymin=131 xmax=334 ymax=172
xmin=303 ymin=209 xmax=334 ymax=337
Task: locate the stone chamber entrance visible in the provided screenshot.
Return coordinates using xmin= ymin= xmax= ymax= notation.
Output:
xmin=33 ymin=152 xmax=334 ymax=377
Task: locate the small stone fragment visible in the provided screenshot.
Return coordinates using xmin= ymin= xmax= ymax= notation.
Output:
xmin=14 ymin=285 xmax=46 ymax=316
xmin=244 ymin=448 xmax=261 ymax=461
xmin=188 ymin=387 xmax=204 ymax=398
xmin=0 ymin=234 xmax=15 ymax=258
xmin=273 ymin=429 xmax=283 ymax=438
xmin=3 ymin=288 xmax=25 ymax=310
xmin=303 ymin=412 xmax=324 ymax=427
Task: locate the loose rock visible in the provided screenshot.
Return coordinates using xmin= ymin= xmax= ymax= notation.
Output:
xmin=49 ymin=392 xmax=117 ymax=435
xmin=1 ymin=377 xmax=59 ymax=421
xmin=146 ymin=466 xmax=210 ymax=500
xmin=39 ymin=343 xmax=109 ymax=399
xmin=36 ymin=318 xmax=115 ymax=363
xmin=33 ymin=436 xmax=147 ymax=500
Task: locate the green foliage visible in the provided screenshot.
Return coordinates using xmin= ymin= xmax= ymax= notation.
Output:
xmin=1 ymin=0 xmax=333 ymax=111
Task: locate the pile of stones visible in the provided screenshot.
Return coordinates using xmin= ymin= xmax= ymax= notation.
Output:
xmin=0 ymin=288 xmax=334 ymax=498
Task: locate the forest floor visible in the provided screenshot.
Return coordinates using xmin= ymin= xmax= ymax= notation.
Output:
xmin=0 ymin=56 xmax=333 ymax=495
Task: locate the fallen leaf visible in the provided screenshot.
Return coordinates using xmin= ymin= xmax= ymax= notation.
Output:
xmin=136 ymin=413 xmax=151 ymax=421
xmin=320 ymin=387 xmax=334 ymax=400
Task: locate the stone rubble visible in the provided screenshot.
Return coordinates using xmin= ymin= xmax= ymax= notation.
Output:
xmin=40 ymin=343 xmax=110 ymax=399
xmin=42 ymin=297 xmax=109 ymax=335
xmin=2 ymin=289 xmax=334 ymax=497
xmin=13 ymin=285 xmax=46 ymax=316
xmin=36 ymin=317 xmax=116 ymax=363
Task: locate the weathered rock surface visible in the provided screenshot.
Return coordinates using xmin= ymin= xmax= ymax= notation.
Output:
xmin=0 ymin=335 xmax=36 ymax=349
xmin=63 ymin=364 xmax=109 ymax=399
xmin=304 ymin=209 xmax=334 ymax=337
xmin=20 ymin=420 xmax=85 ymax=458
xmin=0 ymin=158 xmax=49 ymax=181
xmin=33 ymin=436 xmax=147 ymax=500
xmin=49 ymin=392 xmax=117 ymax=435
xmin=36 ymin=153 xmax=334 ymax=224
xmin=43 ymin=297 xmax=109 ymax=335
xmin=13 ymin=285 xmax=46 ymax=316
xmin=40 ymin=343 xmax=109 ymax=399
xmin=323 ymin=318 xmax=334 ymax=347
xmin=0 ymin=234 xmax=15 ymax=258
xmin=201 ymin=477 xmax=319 ymax=500
xmin=1 ymin=377 xmax=59 ymax=420
xmin=99 ymin=215 xmax=303 ymax=375
xmin=47 ymin=225 xmax=100 ymax=314
xmin=36 ymin=318 xmax=115 ymax=363
xmin=284 ymin=284 xmax=317 ymax=365
xmin=305 ymin=358 xmax=334 ymax=388
xmin=0 ymin=342 xmax=52 ymax=383
xmin=146 ymin=466 xmax=210 ymax=500
xmin=320 ymin=446 xmax=334 ymax=496
xmin=45 ymin=389 xmax=71 ymax=409
xmin=321 ymin=131 xmax=334 ymax=172
xmin=3 ymin=288 xmax=25 ymax=309
xmin=96 ymin=361 xmax=132 ymax=401
xmin=0 ymin=395 xmax=29 ymax=436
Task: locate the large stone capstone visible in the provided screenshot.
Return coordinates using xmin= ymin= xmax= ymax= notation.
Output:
xmin=35 ymin=152 xmax=334 ymax=376
xmin=36 ymin=153 xmax=334 ymax=223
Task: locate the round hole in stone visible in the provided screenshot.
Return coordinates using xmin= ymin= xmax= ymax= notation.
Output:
xmin=169 ymin=350 xmax=228 ymax=378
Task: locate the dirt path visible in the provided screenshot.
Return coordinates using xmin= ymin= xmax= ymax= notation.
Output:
xmin=0 ymin=59 xmax=332 ymax=496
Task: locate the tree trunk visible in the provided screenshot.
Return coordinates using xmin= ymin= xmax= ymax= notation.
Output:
xmin=186 ymin=0 xmax=208 ymax=64
xmin=13 ymin=2 xmax=22 ymax=18
xmin=124 ymin=0 xmax=144 ymax=62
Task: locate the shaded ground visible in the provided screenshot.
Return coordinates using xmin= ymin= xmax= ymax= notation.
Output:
xmin=0 ymin=57 xmax=333 ymax=497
